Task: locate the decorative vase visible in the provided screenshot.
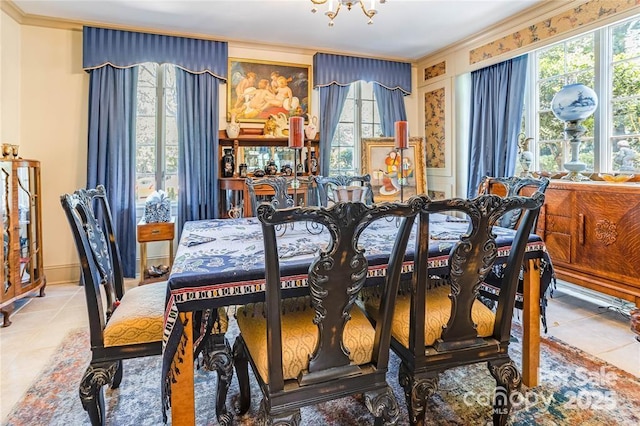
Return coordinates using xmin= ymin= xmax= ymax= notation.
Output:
xmin=551 ymin=83 xmax=598 ymax=122
xmin=551 ymin=83 xmax=598 ymax=181
xmin=309 ymin=150 xmax=318 ymax=175
xmin=305 ymin=115 xmax=318 ymax=140
xmin=518 ymin=136 xmax=534 ymax=177
xmin=226 ymin=114 xmax=240 ymax=139
xmin=265 ymin=160 xmax=278 ymax=176
xmin=222 ymin=148 xmax=235 ymax=177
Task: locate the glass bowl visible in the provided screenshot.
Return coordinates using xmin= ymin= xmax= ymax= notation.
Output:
xmin=599 ymin=173 xmax=635 ymax=183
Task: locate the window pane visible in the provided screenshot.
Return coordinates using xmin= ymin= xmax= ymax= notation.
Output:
xmin=612 ymin=98 xmax=640 ymax=135
xmin=361 ymin=100 xmax=374 ymax=123
xmin=329 ymin=81 xmax=380 ymax=176
xmin=612 ymin=59 xmax=640 ymax=98
xmin=341 ymin=99 xmax=355 ymax=121
xmin=361 ymin=124 xmax=374 ymax=138
xmin=335 ymin=123 xmax=354 ymax=146
xmin=136 ymin=174 xmax=156 ymax=203
xmin=361 ymin=82 xmax=374 ymax=98
xmin=330 ymin=147 xmax=355 ymax=172
xmin=536 ymin=33 xmax=594 ymax=174
xmin=136 ymin=145 xmax=156 ymax=174
xmin=137 ymin=87 xmax=157 ymax=116
xmin=135 ymin=62 xmax=179 ymax=206
xmin=612 ymin=18 xmax=640 ymax=59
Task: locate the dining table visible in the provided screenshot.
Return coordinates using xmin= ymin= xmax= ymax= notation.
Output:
xmin=161 ymin=213 xmax=552 ymax=425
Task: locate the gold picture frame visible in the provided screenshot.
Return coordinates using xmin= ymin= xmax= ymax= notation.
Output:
xmin=362 ymin=137 xmax=426 ymax=202
xmin=227 ymin=58 xmax=311 ymax=123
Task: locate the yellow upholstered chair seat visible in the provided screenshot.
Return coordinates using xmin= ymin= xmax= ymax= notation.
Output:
xmin=365 ymin=285 xmax=495 ymax=348
xmin=236 ymin=298 xmax=376 ymax=384
xmin=104 ymin=281 xmax=228 ymax=347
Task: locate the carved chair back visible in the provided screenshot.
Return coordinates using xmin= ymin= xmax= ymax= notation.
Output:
xmin=477 ymin=175 xmax=549 ymax=230
xmin=245 ymin=176 xmax=295 ymax=215
xmin=380 ymin=192 xmax=545 ymax=425
xmin=61 ymin=185 xmax=129 ymax=349
xmin=312 ymin=174 xmax=374 ymax=206
xmin=233 ymin=197 xmax=427 ymax=424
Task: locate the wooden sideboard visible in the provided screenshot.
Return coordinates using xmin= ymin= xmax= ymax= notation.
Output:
xmin=537 ymin=180 xmax=640 ymax=307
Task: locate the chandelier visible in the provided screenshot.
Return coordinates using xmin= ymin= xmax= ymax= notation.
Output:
xmin=311 ymin=0 xmax=386 ymax=26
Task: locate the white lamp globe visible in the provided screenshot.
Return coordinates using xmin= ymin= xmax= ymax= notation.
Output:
xmin=551 ymin=83 xmax=598 ymax=122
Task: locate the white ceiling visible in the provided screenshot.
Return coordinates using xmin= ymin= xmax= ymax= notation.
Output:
xmin=12 ymin=0 xmax=542 ymax=61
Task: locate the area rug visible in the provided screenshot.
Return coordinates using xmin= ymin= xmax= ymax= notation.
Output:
xmin=4 ymin=321 xmax=640 ymax=426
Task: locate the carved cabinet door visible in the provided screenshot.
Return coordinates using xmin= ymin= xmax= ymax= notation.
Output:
xmin=573 ymin=189 xmax=640 ymax=287
xmin=538 ymin=187 xmax=573 ymax=265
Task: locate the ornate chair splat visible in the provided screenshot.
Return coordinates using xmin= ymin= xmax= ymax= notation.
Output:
xmin=364 ymin=192 xmax=545 ymax=426
xmin=233 ymin=198 xmax=427 ymax=425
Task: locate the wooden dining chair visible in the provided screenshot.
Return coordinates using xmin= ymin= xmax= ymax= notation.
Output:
xmin=245 ymin=176 xmax=295 ymax=215
xmin=476 ymin=175 xmax=552 ymax=329
xmin=312 ymin=174 xmax=375 ymax=206
xmin=60 ymin=186 xmax=231 ymax=425
xmin=477 ymin=175 xmax=549 ymax=230
xmin=233 ymin=198 xmax=426 ymax=425
xmin=364 ymin=192 xmax=545 ymax=426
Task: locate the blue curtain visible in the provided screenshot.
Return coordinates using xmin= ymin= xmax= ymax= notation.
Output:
xmin=313 ymin=53 xmax=411 ymax=93
xmin=86 ymin=65 xmax=138 ymax=277
xmin=373 ymin=84 xmax=407 ymax=136
xmin=467 ymin=55 xmax=528 ymax=197
xmin=318 ymin=84 xmax=351 ymax=177
xmin=175 ymin=68 xmax=221 ymax=232
xmin=83 ymin=26 xmax=228 ymax=277
xmin=83 ymin=26 xmax=228 ymax=77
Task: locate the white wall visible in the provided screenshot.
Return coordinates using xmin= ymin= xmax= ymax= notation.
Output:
xmin=2 ymin=14 xmax=419 ymax=284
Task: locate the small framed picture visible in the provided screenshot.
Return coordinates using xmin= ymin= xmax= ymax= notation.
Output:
xmin=362 ymin=137 xmax=427 ymax=201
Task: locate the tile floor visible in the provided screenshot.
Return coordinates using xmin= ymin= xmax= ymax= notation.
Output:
xmin=1 ymin=280 xmax=638 ymax=423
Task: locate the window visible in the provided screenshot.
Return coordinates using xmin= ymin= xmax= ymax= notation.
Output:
xmin=527 ymin=16 xmax=640 ymax=174
xmin=135 ymin=63 xmax=179 ymax=204
xmin=329 ymin=81 xmax=382 ymax=175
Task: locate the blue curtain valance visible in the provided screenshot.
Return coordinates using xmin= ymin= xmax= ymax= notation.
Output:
xmin=313 ymin=53 xmax=411 ymax=95
xmin=83 ymin=26 xmax=228 ymax=79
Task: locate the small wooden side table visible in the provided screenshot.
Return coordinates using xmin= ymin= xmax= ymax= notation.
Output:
xmin=137 ymin=217 xmax=175 ymax=285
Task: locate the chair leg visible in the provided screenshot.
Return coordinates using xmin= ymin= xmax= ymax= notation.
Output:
xmin=260 ymin=398 xmax=301 ymax=426
xmin=79 ymin=361 xmax=118 ymax=426
xmin=111 ymin=360 xmax=123 ymax=389
xmin=203 ymin=334 xmax=234 ymax=426
xmin=488 ymin=358 xmax=522 ymax=426
xmin=399 ymin=362 xmax=438 ymax=426
xmin=364 ymin=385 xmax=400 ymax=426
xmin=232 ymin=336 xmax=251 ymax=415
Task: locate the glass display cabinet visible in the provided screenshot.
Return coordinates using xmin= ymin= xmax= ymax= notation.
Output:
xmin=1 ymin=159 xmax=45 ymax=327
xmin=218 ymin=130 xmax=320 ymax=218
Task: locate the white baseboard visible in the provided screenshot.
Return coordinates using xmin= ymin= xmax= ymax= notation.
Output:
xmin=44 ymin=255 xmax=171 ymax=285
xmin=555 ymin=280 xmax=635 ymax=313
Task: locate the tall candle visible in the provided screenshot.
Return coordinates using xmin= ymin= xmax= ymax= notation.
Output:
xmin=394 ymin=121 xmax=408 ymax=149
xmin=288 ymin=116 xmax=304 ymax=149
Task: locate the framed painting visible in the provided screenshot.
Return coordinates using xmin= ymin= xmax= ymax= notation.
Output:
xmin=362 ymin=137 xmax=426 ymax=202
xmin=227 ymin=58 xmax=311 ymax=123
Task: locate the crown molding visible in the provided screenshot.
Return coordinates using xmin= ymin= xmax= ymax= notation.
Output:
xmin=1 ymin=0 xmax=25 ymax=24
xmin=417 ymin=0 xmax=585 ymax=63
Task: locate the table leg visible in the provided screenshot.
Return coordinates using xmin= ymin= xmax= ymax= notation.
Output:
xmin=140 ymin=242 xmax=146 ymax=284
xmin=171 ymin=312 xmax=195 ymax=425
xmin=522 ymin=258 xmax=540 ymax=387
